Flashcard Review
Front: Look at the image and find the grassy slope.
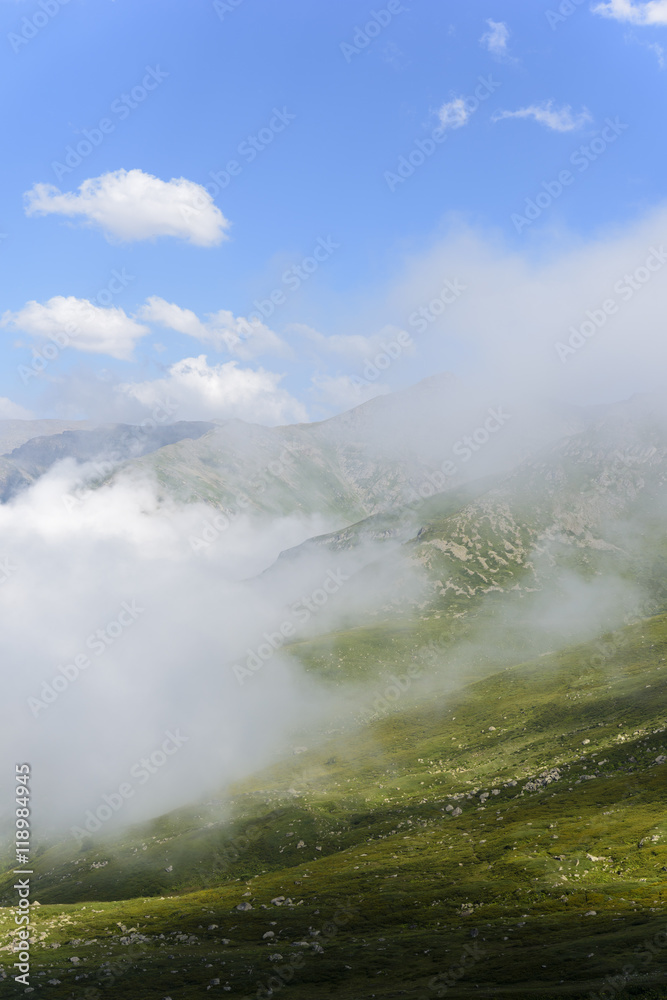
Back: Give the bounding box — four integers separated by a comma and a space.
2, 617, 667, 998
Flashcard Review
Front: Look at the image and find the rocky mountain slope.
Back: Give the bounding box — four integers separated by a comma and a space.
0, 421, 214, 501
109, 375, 584, 523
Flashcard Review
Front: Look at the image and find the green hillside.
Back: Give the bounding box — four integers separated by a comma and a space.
2, 614, 667, 998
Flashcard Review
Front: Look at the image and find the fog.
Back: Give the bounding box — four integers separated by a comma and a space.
3, 206, 667, 845
0, 460, 373, 838
338, 202, 667, 412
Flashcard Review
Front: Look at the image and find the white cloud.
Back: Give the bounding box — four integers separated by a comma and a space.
139, 297, 289, 359
592, 0, 667, 24
373, 204, 667, 407
647, 40, 666, 65
24, 169, 229, 246
491, 101, 592, 132
0, 397, 34, 419
117, 355, 307, 425
438, 97, 472, 130
480, 19, 510, 55
1, 296, 148, 360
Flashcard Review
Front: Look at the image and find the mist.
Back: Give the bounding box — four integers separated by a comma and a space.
3, 374, 667, 843
3, 204, 667, 844
0, 458, 411, 840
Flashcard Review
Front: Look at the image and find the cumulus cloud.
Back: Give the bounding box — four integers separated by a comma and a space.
592, 0, 667, 23
438, 97, 472, 130
480, 19, 510, 55
491, 101, 592, 132
0, 397, 34, 419
1, 296, 149, 360
139, 296, 289, 359
24, 169, 230, 246
117, 355, 308, 424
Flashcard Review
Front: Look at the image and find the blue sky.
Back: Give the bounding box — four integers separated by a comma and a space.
1, 0, 667, 424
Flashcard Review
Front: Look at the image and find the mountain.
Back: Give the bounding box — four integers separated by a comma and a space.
243, 392, 667, 683
2, 380, 667, 999
0, 421, 215, 501
1, 613, 666, 999
110, 375, 585, 524
0, 419, 98, 456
